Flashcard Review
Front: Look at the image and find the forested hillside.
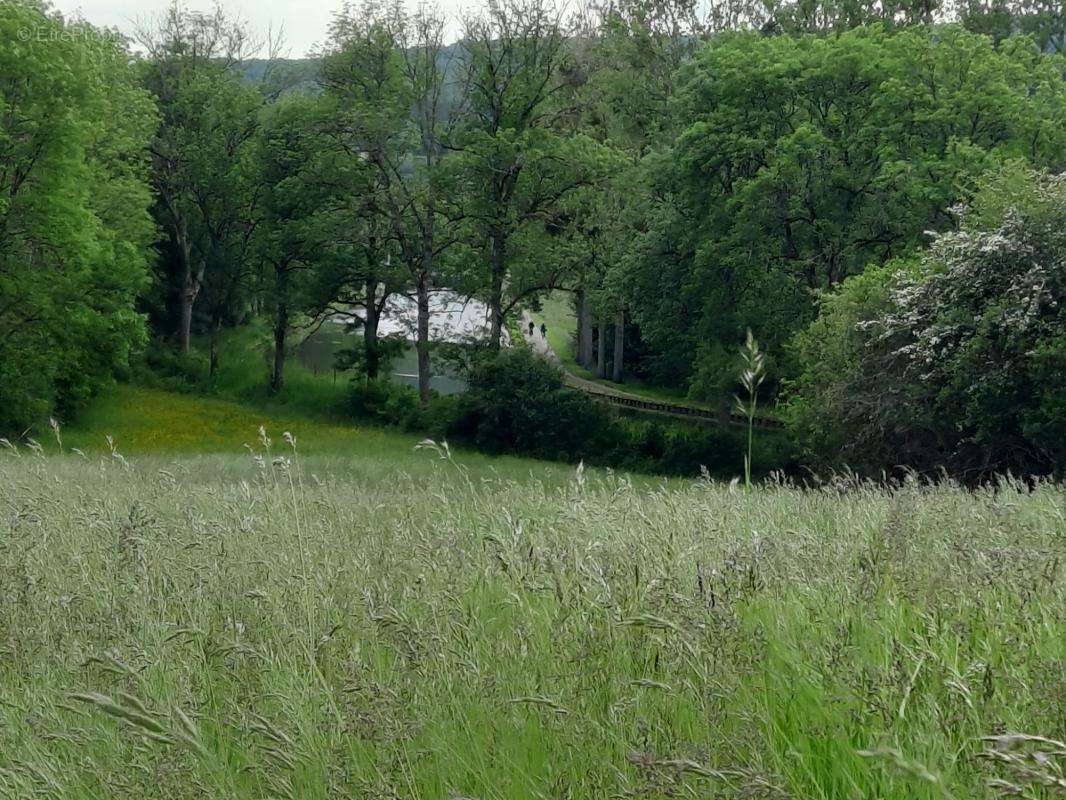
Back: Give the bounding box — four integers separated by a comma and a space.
1, 0, 1062, 478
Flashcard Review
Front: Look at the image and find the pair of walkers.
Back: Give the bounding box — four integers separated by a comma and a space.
527, 320, 546, 339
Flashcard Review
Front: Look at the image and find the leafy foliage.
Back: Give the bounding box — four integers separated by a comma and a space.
452, 348, 616, 459
622, 25, 1064, 392
0, 4, 156, 433
788, 166, 1066, 477
444, 348, 795, 476
3, 0, 1063, 480
138, 5, 264, 355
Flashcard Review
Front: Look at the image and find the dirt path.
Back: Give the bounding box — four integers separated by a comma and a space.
517, 311, 784, 429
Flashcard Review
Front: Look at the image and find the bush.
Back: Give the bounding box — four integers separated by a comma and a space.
786, 166, 1066, 478
451, 348, 618, 461
136, 339, 212, 392
614, 415, 797, 477
783, 264, 913, 473
420, 394, 462, 440
347, 380, 421, 428
444, 347, 798, 478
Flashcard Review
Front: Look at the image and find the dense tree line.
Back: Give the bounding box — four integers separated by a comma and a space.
1, 0, 1062, 476
626, 25, 1062, 390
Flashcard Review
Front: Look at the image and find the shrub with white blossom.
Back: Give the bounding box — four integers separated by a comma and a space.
788, 166, 1065, 478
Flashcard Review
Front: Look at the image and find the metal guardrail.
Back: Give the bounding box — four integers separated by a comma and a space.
565, 376, 785, 430
520, 318, 785, 431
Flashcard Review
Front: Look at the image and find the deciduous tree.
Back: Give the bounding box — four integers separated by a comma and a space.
322, 1, 462, 405
0, 4, 156, 432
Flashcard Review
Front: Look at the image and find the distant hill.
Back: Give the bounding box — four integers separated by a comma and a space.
238, 47, 468, 112
238, 43, 468, 94
238, 58, 323, 94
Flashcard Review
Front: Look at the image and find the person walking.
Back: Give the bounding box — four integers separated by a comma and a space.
540, 322, 547, 339
528, 320, 535, 338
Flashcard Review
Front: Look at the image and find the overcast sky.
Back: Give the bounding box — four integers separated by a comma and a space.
51, 0, 474, 58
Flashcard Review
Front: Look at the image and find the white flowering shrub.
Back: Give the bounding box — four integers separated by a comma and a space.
788, 166, 1065, 478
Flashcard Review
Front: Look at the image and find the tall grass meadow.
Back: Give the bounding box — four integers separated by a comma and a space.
0, 415, 1062, 799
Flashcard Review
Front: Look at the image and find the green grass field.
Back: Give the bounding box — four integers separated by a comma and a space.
1, 393, 1063, 799
58, 386, 591, 487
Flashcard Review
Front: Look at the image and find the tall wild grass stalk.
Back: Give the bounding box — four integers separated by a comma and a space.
734, 328, 766, 490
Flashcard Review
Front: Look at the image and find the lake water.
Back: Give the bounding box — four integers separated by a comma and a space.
297, 292, 490, 396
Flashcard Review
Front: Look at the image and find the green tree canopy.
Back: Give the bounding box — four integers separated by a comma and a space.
787, 165, 1065, 477
0, 4, 156, 433
621, 24, 1063, 397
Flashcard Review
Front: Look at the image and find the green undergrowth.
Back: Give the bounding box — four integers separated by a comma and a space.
128, 325, 796, 479
140, 324, 353, 420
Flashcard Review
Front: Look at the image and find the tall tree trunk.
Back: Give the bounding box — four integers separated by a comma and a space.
175, 219, 201, 355
415, 273, 431, 407
209, 316, 221, 377
612, 307, 625, 383
413, 199, 436, 407
577, 289, 593, 367
270, 265, 288, 394
364, 279, 381, 381
596, 323, 607, 379
488, 229, 506, 348
271, 305, 287, 394
179, 286, 195, 354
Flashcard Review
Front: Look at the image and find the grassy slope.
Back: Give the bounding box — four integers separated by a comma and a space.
1, 430, 1063, 798
195, 322, 354, 418
61, 385, 590, 487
